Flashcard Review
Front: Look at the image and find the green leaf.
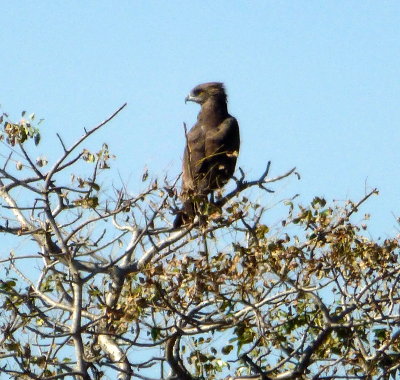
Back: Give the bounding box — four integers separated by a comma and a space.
374, 328, 387, 341
312, 196, 326, 209
34, 132, 41, 146
142, 168, 149, 182
88, 182, 100, 191
73, 197, 99, 209
221, 345, 233, 355
0, 280, 16, 290
151, 327, 160, 341
36, 156, 48, 167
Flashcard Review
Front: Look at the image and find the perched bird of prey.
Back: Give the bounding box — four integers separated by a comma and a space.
174, 82, 240, 227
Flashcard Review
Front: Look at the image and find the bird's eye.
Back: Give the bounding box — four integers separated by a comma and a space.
193, 89, 202, 96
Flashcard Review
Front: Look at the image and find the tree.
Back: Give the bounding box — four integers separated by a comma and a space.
0, 105, 399, 380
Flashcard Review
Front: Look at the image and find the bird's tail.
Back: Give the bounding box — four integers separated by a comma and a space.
173, 200, 195, 228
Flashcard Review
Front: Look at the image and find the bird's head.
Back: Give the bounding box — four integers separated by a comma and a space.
185, 82, 227, 105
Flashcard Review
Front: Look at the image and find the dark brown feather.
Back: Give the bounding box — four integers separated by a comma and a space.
174, 82, 240, 227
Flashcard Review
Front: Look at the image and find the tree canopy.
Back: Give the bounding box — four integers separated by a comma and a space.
0, 105, 399, 380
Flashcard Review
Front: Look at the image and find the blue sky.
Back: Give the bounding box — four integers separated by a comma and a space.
2, 1, 400, 237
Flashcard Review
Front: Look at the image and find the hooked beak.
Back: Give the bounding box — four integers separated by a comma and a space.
185, 94, 197, 104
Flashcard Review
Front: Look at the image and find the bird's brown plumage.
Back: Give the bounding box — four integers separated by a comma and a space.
174, 82, 240, 227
